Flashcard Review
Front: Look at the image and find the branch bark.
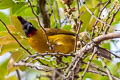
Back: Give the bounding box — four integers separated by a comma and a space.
38, 0, 50, 28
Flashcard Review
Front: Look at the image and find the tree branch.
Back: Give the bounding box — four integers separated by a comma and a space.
37, 0, 50, 28
0, 19, 32, 55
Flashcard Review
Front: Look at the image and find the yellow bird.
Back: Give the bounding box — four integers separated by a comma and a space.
17, 16, 111, 60
17, 16, 75, 54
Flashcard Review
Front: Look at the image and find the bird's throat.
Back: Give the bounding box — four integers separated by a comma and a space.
28, 30, 37, 37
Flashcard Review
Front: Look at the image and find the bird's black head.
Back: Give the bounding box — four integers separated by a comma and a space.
17, 16, 37, 37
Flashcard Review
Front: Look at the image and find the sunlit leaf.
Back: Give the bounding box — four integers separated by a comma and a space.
99, 76, 109, 80
107, 62, 119, 77
111, 11, 120, 25
10, 16, 25, 36
85, 0, 99, 8
79, 6, 95, 32
40, 77, 49, 80
0, 34, 21, 45
11, 6, 35, 17
0, 12, 10, 31
5, 75, 17, 80
8, 49, 28, 73
62, 56, 72, 64
7, 25, 17, 32
0, 42, 19, 55
79, 71, 100, 80
29, 19, 39, 29
0, 0, 15, 9
101, 42, 110, 50
0, 31, 9, 37
11, 2, 26, 14
0, 58, 9, 80
92, 58, 103, 69
0, 35, 28, 55
62, 25, 71, 31
87, 9, 99, 31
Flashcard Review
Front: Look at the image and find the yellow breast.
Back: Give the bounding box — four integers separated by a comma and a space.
28, 29, 75, 54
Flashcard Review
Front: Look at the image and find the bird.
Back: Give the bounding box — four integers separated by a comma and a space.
17, 16, 111, 60
17, 16, 75, 54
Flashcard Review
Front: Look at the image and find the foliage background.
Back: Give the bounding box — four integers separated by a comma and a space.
0, 0, 120, 80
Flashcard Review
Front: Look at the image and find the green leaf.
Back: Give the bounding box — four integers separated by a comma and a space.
51, 22, 60, 28
29, 19, 39, 29
0, 0, 15, 9
101, 43, 110, 50
40, 77, 49, 80
0, 42, 19, 55
99, 76, 109, 80
12, 6, 35, 17
116, 62, 120, 76
107, 62, 119, 77
8, 49, 28, 73
0, 58, 9, 80
62, 56, 72, 64
62, 25, 71, 31
79, 6, 95, 32
92, 58, 103, 69
0, 12, 10, 31
85, 0, 99, 8
40, 56, 55, 67
111, 11, 120, 25
79, 71, 100, 80
11, 2, 25, 14
0, 35, 28, 55
87, 9, 99, 31
10, 16, 25, 36
0, 31, 9, 37
5, 75, 17, 80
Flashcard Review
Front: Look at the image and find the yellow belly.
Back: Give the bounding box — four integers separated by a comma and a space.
28, 30, 75, 54
48, 34, 75, 53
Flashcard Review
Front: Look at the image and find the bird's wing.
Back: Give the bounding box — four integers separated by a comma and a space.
45, 28, 76, 36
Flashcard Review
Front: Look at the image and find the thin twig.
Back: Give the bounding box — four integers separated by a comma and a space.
74, 20, 82, 52
98, 5, 115, 36
30, 52, 75, 57
55, 0, 61, 27
82, 62, 106, 73
104, 7, 120, 34
105, 5, 115, 23
0, 19, 32, 55
16, 70, 21, 80
64, 32, 120, 78
80, 47, 97, 80
92, 0, 111, 37
48, 0, 57, 28
28, 0, 53, 51
88, 70, 120, 80
81, 0, 113, 29
101, 58, 113, 80
77, 0, 80, 14
111, 52, 120, 58
82, 62, 120, 80
14, 61, 65, 78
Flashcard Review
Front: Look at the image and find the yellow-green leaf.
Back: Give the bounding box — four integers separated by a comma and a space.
0, 0, 15, 9
5, 75, 17, 80
10, 16, 25, 36
0, 58, 9, 80
8, 50, 28, 73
